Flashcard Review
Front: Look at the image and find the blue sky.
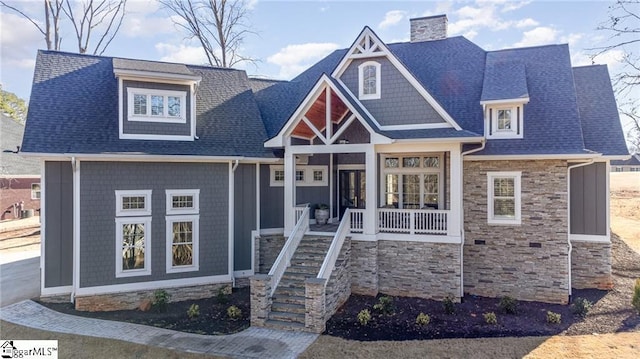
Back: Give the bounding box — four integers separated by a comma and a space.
0, 0, 625, 101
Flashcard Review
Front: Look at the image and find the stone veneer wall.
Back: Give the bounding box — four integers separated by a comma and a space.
75, 283, 231, 311
463, 160, 570, 304
377, 240, 461, 300
325, 238, 352, 320
350, 240, 379, 295
571, 240, 613, 289
258, 234, 286, 274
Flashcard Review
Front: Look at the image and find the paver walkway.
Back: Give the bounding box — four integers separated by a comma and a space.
1, 300, 318, 358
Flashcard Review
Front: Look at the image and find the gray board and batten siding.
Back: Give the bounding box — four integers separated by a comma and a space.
44, 161, 74, 288
234, 164, 257, 272
79, 162, 228, 288
570, 162, 607, 236
260, 164, 284, 229
121, 80, 192, 136
339, 57, 446, 126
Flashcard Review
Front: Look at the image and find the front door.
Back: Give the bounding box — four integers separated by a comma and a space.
339, 170, 366, 217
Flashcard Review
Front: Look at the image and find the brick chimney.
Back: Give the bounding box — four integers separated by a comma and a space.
410, 15, 448, 42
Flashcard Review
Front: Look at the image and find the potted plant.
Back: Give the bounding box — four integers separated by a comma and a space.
315, 204, 329, 225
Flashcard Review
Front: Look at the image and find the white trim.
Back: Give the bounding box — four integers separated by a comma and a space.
40, 160, 46, 296
115, 190, 152, 217
377, 233, 462, 244
486, 105, 523, 139
165, 215, 200, 273
570, 234, 610, 243
379, 123, 451, 131
270, 165, 328, 187
72, 159, 80, 299
126, 88, 187, 124
234, 270, 254, 278
41, 285, 73, 296
0, 174, 41, 179
480, 97, 530, 106
466, 154, 601, 161
487, 171, 522, 225
256, 163, 261, 236
115, 217, 152, 278
228, 161, 234, 282
30, 182, 41, 200
358, 61, 381, 100
114, 69, 202, 83
379, 153, 445, 210
119, 133, 194, 141
259, 227, 285, 235
605, 160, 611, 243
165, 189, 200, 215
336, 164, 366, 170
75, 274, 231, 296
118, 77, 124, 139
19, 153, 281, 163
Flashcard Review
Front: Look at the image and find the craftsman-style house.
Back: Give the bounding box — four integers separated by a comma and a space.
22, 16, 628, 332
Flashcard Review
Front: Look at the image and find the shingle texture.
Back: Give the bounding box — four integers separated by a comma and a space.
481, 57, 529, 102
1, 114, 40, 175
113, 58, 195, 76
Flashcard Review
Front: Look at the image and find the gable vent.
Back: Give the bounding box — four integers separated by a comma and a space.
410, 15, 448, 42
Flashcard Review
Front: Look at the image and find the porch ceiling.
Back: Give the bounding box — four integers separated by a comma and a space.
291, 88, 350, 139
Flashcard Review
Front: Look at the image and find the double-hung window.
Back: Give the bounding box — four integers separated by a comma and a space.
486, 105, 524, 139
487, 172, 522, 225
31, 183, 41, 199
127, 88, 187, 123
382, 155, 443, 209
165, 189, 200, 273
115, 190, 152, 277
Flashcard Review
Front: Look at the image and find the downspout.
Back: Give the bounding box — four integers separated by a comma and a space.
566, 158, 595, 297
459, 140, 486, 298
71, 156, 77, 303
230, 160, 239, 287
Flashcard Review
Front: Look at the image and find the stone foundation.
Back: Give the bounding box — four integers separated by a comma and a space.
350, 240, 379, 295
571, 240, 613, 289
258, 234, 286, 274
39, 293, 71, 304
250, 274, 272, 327
325, 237, 352, 320
74, 282, 231, 311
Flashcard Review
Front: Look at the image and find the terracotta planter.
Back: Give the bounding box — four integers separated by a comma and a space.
315, 208, 329, 225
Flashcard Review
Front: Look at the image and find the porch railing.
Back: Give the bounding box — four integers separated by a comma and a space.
268, 204, 310, 296
294, 203, 309, 224
378, 208, 448, 235
317, 208, 351, 281
349, 209, 364, 233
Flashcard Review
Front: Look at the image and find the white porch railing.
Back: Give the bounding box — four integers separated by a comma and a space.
378, 208, 448, 235
294, 203, 309, 224
318, 209, 351, 281
349, 209, 364, 233
268, 204, 310, 296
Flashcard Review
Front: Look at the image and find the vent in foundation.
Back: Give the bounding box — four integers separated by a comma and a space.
474, 240, 486, 245
529, 242, 542, 248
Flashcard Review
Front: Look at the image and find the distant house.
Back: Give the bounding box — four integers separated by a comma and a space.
23, 15, 629, 332
1, 114, 41, 220
611, 154, 640, 172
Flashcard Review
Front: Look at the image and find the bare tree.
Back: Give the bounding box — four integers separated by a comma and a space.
160, 0, 256, 68
62, 0, 127, 55
1, 0, 64, 50
591, 0, 640, 154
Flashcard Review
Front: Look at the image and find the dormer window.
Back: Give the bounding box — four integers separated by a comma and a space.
358, 61, 381, 100
128, 88, 187, 124
485, 104, 524, 139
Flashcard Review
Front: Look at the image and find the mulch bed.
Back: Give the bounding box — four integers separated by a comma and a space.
39, 287, 250, 335
325, 234, 640, 341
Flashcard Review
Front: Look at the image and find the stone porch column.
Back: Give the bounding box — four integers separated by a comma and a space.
250, 274, 272, 327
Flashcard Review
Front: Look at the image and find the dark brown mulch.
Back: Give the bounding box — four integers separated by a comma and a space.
325, 234, 640, 341
39, 287, 250, 335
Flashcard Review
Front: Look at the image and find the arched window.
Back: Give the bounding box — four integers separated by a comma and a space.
358, 61, 381, 100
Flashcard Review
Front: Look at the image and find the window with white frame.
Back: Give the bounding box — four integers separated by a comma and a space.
270, 165, 328, 187
115, 190, 152, 278
381, 154, 443, 209
165, 189, 200, 273
127, 88, 187, 123
358, 61, 381, 100
486, 105, 523, 139
487, 172, 522, 225
31, 183, 41, 199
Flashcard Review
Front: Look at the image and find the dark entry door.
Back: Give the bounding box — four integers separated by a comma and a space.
339, 170, 366, 217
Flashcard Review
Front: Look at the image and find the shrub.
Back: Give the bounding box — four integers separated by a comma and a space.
373, 296, 395, 315
227, 305, 242, 320
498, 296, 518, 314
187, 304, 200, 319
152, 289, 171, 313
357, 309, 371, 326
415, 313, 430, 326
571, 297, 593, 318
217, 288, 230, 305
443, 296, 455, 315
483, 312, 497, 325
632, 278, 640, 315
546, 311, 561, 324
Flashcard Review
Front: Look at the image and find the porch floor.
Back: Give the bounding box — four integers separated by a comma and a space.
309, 222, 339, 233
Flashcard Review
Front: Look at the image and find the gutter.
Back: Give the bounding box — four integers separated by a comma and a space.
18, 152, 281, 163
71, 156, 78, 303
230, 160, 240, 287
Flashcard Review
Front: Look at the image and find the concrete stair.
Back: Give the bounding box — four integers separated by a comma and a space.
265, 235, 333, 330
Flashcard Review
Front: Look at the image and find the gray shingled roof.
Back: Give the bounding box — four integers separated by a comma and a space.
481, 57, 528, 102
113, 58, 195, 76
1, 114, 40, 176
611, 154, 640, 166
22, 51, 273, 158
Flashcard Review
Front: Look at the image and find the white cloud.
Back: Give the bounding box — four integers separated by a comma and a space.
246, 0, 259, 11
464, 30, 479, 40
514, 26, 558, 47
267, 42, 339, 79
560, 33, 583, 47
447, 0, 539, 37
379, 10, 406, 29
501, 0, 532, 12
155, 42, 210, 65
0, 12, 41, 71
120, 0, 176, 37
515, 18, 539, 28
571, 49, 625, 69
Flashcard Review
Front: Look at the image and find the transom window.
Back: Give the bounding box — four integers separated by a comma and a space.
358, 61, 381, 100
487, 105, 523, 139
270, 165, 328, 187
115, 189, 152, 278
166, 189, 200, 273
166, 189, 200, 215
127, 88, 187, 124
487, 172, 522, 225
382, 154, 443, 209
116, 190, 152, 217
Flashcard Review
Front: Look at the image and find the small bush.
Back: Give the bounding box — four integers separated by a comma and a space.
632, 278, 640, 315
483, 312, 497, 325
152, 289, 171, 313
373, 296, 395, 315
217, 288, 230, 304
443, 296, 455, 315
187, 304, 200, 319
546, 311, 561, 324
498, 296, 518, 314
415, 312, 430, 326
357, 309, 371, 326
571, 297, 593, 318
227, 305, 242, 320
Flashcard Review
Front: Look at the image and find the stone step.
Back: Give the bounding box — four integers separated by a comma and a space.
273, 285, 305, 297
264, 319, 306, 331
278, 278, 306, 288
281, 272, 311, 281
286, 265, 321, 274
272, 294, 305, 305
292, 252, 326, 260
269, 310, 305, 324
271, 301, 305, 314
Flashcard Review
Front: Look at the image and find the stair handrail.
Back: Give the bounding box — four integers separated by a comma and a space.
268, 204, 310, 296
317, 208, 351, 282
